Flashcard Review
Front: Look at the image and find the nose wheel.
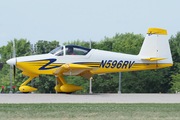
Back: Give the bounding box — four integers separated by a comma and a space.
19, 76, 37, 93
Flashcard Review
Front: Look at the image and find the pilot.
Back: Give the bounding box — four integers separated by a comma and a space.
67, 47, 75, 55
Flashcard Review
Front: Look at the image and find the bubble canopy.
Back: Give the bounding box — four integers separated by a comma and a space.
49, 45, 91, 56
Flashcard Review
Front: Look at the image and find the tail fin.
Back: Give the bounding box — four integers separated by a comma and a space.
138, 28, 173, 68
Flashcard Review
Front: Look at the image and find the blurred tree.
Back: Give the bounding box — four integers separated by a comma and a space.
169, 32, 180, 92
34, 40, 60, 54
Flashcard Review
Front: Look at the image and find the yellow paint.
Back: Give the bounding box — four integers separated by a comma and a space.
55, 84, 63, 92
60, 84, 83, 92
144, 58, 167, 61
17, 60, 62, 75
56, 75, 66, 85
155, 63, 173, 69
19, 86, 37, 92
22, 71, 39, 77
55, 76, 63, 86
147, 28, 167, 35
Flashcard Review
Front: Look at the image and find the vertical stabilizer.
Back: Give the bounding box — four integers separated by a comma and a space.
138, 28, 173, 66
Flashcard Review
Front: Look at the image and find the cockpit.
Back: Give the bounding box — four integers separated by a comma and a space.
49, 45, 91, 56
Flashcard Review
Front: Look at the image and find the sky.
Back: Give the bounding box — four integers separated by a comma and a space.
0, 0, 180, 47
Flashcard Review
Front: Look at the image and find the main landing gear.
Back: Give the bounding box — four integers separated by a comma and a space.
54, 74, 83, 93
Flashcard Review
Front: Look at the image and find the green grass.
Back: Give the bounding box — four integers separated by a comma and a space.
0, 103, 180, 120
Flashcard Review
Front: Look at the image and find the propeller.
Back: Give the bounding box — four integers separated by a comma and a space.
13, 40, 16, 80
13, 65, 16, 80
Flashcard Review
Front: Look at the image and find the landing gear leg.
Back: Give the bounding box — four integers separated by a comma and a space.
54, 75, 66, 92
19, 76, 37, 93
21, 76, 34, 86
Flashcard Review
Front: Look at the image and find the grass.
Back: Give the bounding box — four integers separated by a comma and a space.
0, 103, 180, 120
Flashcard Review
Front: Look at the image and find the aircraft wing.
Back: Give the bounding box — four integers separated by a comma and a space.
53, 63, 98, 79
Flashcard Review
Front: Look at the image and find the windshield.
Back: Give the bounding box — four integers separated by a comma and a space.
49, 46, 64, 56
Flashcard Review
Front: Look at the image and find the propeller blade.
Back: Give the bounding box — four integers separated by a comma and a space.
13, 65, 16, 80
13, 40, 16, 58
13, 40, 16, 80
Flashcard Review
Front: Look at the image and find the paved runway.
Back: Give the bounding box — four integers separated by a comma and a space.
0, 93, 180, 103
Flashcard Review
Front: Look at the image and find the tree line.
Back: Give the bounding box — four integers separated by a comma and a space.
0, 31, 180, 93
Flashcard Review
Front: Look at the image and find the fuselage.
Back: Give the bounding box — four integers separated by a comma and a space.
12, 48, 172, 76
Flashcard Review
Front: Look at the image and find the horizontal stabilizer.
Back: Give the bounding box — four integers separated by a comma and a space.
141, 58, 167, 61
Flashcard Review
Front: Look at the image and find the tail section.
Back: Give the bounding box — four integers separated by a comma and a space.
138, 28, 173, 68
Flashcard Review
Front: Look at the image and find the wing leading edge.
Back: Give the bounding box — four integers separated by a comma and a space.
52, 63, 98, 79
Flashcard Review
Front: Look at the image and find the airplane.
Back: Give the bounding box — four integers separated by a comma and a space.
6, 28, 173, 93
